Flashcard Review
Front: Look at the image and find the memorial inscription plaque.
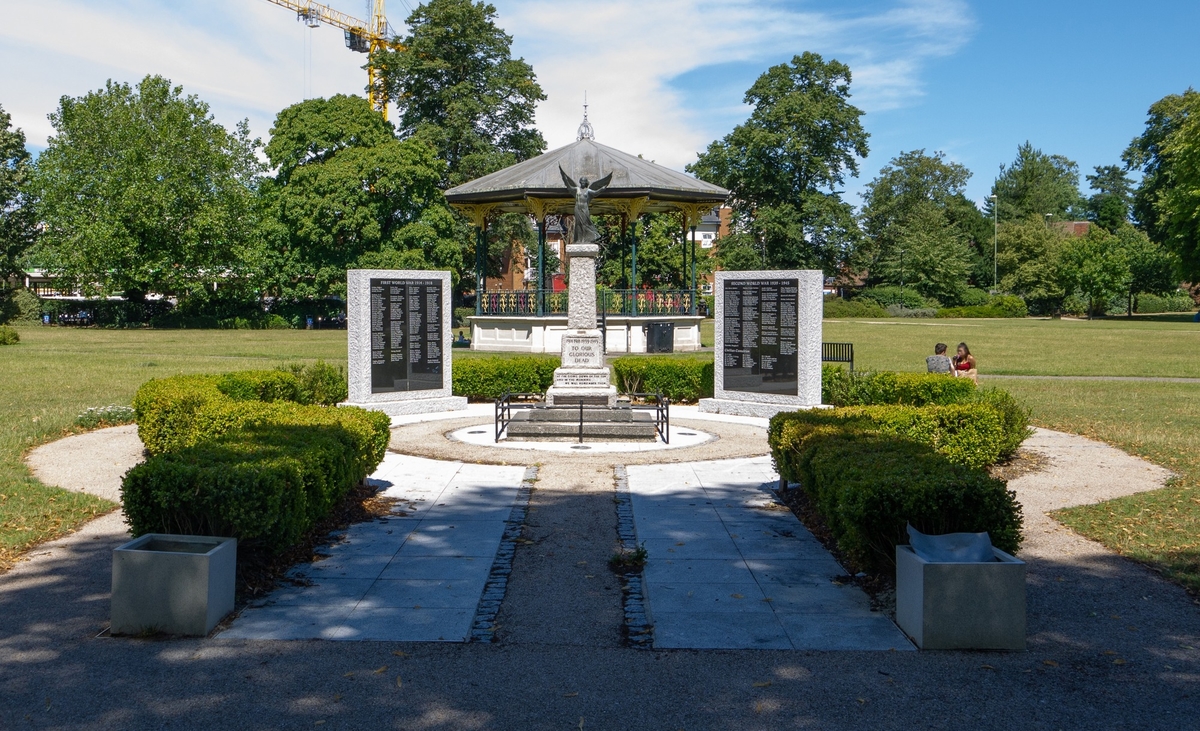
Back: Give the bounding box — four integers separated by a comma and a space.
369, 278, 444, 393
721, 278, 799, 395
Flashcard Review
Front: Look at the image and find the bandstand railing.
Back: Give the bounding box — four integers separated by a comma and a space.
477, 289, 695, 317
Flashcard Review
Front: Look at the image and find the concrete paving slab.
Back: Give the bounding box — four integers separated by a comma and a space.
628, 457, 911, 651
221, 455, 524, 641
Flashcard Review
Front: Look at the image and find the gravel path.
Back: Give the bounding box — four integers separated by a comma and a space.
3, 420, 1199, 729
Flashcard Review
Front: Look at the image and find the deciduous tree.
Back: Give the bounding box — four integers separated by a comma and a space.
0, 103, 35, 280
688, 52, 868, 275
29, 76, 262, 299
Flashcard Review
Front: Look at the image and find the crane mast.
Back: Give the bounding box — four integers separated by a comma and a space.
262, 0, 402, 119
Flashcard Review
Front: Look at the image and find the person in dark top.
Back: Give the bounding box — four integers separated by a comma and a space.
953, 342, 978, 383
926, 343, 952, 374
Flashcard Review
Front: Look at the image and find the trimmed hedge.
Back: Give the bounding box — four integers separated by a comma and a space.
611, 356, 714, 402
452, 356, 559, 400
122, 403, 390, 554
823, 298, 887, 318
770, 403, 1006, 472
794, 431, 1022, 568
822, 368, 978, 407
0, 325, 18, 345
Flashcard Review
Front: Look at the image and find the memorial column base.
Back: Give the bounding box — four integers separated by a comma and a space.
698, 397, 828, 419
343, 395, 468, 418
546, 327, 618, 407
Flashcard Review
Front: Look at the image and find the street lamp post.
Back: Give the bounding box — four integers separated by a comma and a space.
990, 194, 998, 292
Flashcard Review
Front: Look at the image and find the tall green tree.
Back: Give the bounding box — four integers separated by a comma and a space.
988, 142, 1084, 223
859, 149, 987, 300
29, 76, 262, 299
1085, 164, 1134, 233
1123, 88, 1200, 246
261, 95, 455, 299
1057, 227, 1129, 319
0, 103, 36, 280
1125, 89, 1200, 281
1113, 225, 1177, 315
995, 215, 1071, 313
688, 52, 869, 275
375, 0, 546, 186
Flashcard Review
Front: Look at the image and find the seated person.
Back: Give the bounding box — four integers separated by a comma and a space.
952, 342, 978, 384
926, 343, 952, 374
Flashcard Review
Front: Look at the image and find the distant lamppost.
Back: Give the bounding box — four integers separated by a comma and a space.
990, 194, 998, 292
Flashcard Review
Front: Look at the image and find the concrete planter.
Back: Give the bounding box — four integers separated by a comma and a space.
895, 544, 1026, 650
111, 534, 236, 637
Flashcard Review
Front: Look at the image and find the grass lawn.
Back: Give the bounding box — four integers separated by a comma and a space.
823, 314, 1200, 377
3, 316, 1200, 595
0, 326, 348, 570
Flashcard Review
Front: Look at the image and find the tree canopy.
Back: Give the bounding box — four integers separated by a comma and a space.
989, 142, 1084, 223
28, 76, 263, 299
688, 52, 868, 275
0, 103, 35, 280
261, 95, 456, 299
1125, 88, 1200, 281
375, 0, 546, 186
1085, 164, 1134, 233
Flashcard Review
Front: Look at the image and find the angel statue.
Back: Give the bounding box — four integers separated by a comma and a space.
559, 165, 612, 245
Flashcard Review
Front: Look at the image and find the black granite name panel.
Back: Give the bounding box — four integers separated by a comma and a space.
722, 278, 799, 396
370, 278, 443, 394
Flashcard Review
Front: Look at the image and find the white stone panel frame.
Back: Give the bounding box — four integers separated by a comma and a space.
347, 269, 455, 405
712, 269, 823, 407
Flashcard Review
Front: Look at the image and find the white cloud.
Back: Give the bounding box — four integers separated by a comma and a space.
0, 0, 975, 173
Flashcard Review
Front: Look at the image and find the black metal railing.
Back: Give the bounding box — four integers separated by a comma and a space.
628, 392, 670, 444
478, 289, 695, 317
822, 342, 854, 371
494, 392, 544, 442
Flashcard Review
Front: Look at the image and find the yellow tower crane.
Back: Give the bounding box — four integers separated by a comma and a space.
263, 0, 403, 119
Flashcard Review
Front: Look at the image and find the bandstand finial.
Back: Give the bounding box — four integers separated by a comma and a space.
577, 91, 595, 141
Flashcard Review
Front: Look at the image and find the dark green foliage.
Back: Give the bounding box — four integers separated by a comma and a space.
452, 356, 559, 400
36, 298, 173, 327
855, 286, 930, 309
823, 298, 886, 318
1135, 292, 1195, 313
770, 403, 1006, 473
991, 295, 1029, 317
278, 360, 349, 406
216, 370, 305, 403
0, 325, 18, 345
959, 288, 991, 307
936, 301, 1027, 318
0, 104, 37, 280
122, 404, 390, 555
0, 288, 41, 323
453, 307, 475, 326
788, 430, 1022, 569
822, 368, 977, 407
971, 388, 1033, 459
611, 357, 714, 402
989, 142, 1084, 222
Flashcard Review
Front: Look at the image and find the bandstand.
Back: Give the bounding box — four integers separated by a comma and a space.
443, 123, 729, 354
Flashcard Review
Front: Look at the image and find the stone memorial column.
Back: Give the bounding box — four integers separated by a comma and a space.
545, 243, 618, 407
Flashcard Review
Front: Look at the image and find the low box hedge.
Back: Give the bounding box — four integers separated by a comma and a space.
770, 403, 1006, 473
795, 430, 1022, 569
122, 403, 390, 555
452, 356, 559, 400
822, 368, 978, 407
611, 356, 714, 402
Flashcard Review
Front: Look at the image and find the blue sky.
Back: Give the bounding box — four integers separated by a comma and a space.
1, 0, 1197, 208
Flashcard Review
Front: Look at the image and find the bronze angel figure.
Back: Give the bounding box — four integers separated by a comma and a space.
559, 165, 612, 245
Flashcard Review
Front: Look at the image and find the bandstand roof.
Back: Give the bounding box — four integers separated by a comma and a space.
443, 138, 729, 220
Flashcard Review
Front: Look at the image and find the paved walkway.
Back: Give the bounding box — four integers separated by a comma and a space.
627, 457, 911, 650
222, 454, 527, 641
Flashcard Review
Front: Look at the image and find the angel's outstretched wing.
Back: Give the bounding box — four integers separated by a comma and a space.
559, 165, 577, 191
589, 172, 613, 191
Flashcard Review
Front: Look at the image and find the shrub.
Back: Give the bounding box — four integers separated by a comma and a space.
122, 404, 390, 555
822, 368, 977, 408
856, 286, 930, 310
0, 325, 18, 345
611, 356, 714, 402
216, 370, 305, 403
452, 356, 559, 400
824, 298, 887, 318
795, 431, 1022, 569
0, 288, 41, 323
279, 360, 349, 406
1136, 292, 1195, 314
885, 305, 936, 318
453, 307, 475, 327
972, 387, 1032, 460
75, 405, 136, 429
770, 403, 1006, 473
991, 295, 1028, 317
936, 305, 1006, 318
959, 288, 992, 307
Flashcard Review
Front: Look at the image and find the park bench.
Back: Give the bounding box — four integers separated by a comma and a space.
821, 341, 854, 371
